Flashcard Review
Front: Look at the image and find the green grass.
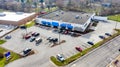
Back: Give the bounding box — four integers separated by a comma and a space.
50, 29, 120, 66
35, 7, 58, 13
0, 47, 21, 67
108, 14, 120, 22
0, 40, 6, 45
0, 9, 4, 12
50, 56, 65, 66
44, 7, 58, 13
25, 20, 35, 28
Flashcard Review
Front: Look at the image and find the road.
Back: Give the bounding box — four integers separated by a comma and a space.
67, 35, 120, 67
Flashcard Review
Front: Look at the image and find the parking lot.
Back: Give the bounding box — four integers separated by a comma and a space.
0, 24, 16, 37
2, 20, 120, 67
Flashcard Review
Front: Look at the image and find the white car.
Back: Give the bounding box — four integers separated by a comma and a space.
22, 48, 32, 56
56, 54, 65, 62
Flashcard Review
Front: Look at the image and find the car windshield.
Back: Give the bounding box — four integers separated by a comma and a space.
59, 56, 62, 58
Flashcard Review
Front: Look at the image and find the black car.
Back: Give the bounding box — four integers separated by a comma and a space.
48, 38, 58, 43
52, 38, 58, 43
99, 35, 105, 39
47, 37, 52, 40
118, 49, 120, 51
34, 33, 40, 37
87, 41, 94, 45
58, 30, 63, 33
49, 38, 54, 42
105, 33, 112, 36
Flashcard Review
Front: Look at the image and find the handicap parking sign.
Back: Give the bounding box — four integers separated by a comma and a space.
5, 52, 11, 60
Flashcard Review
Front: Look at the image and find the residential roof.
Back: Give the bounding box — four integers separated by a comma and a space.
0, 12, 35, 22
41, 10, 93, 25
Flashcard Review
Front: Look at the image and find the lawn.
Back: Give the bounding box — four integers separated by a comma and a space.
108, 14, 120, 22
25, 20, 35, 28
0, 47, 21, 67
35, 7, 58, 13
44, 7, 58, 12
0, 40, 6, 45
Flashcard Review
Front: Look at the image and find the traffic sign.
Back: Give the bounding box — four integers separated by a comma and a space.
4, 52, 11, 60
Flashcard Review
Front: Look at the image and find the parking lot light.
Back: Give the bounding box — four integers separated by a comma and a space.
115, 15, 118, 29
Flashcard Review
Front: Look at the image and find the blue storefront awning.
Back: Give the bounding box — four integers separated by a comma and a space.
46, 22, 51, 26
41, 21, 47, 25
60, 23, 67, 28
52, 22, 59, 27
67, 24, 73, 29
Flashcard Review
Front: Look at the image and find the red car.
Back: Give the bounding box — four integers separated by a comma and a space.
40, 11, 47, 14
75, 47, 82, 52
24, 35, 31, 39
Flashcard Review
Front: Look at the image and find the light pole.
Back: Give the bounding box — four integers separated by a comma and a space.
115, 15, 118, 29
59, 20, 63, 55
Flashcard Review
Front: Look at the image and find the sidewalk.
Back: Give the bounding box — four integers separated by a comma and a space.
107, 55, 120, 67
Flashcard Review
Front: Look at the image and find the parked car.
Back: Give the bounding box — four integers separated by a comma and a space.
64, 31, 69, 35
5, 35, 11, 39
61, 30, 66, 34
25, 35, 31, 39
36, 37, 42, 44
40, 11, 47, 14
47, 37, 58, 43
58, 30, 63, 33
22, 48, 32, 56
105, 33, 112, 36
52, 38, 58, 43
56, 54, 65, 62
47, 37, 52, 40
0, 30, 3, 32
36, 37, 41, 42
75, 46, 82, 52
36, 39, 42, 44
118, 49, 120, 52
49, 38, 54, 42
20, 26, 27, 29
34, 33, 40, 37
99, 35, 105, 39
87, 41, 94, 45
31, 32, 36, 36
30, 37, 35, 42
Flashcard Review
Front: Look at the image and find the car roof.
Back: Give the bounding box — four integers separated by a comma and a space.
24, 48, 31, 51
36, 37, 41, 41
57, 54, 62, 57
